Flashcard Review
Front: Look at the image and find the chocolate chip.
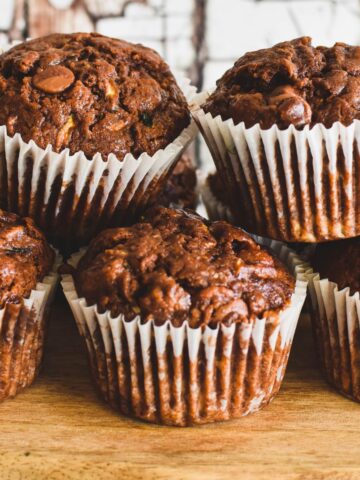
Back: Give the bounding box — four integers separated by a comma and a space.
33, 65, 75, 94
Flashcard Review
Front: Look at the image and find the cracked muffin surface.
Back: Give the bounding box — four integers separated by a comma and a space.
203, 36, 360, 129
0, 33, 190, 160
75, 206, 295, 327
0, 210, 55, 307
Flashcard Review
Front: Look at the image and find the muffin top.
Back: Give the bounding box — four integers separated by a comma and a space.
203, 36, 360, 129
153, 153, 197, 210
0, 210, 55, 308
75, 207, 295, 328
0, 33, 190, 160
313, 237, 360, 294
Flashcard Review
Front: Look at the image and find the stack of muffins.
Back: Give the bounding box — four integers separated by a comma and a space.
195, 36, 360, 405
0, 32, 198, 409
10, 31, 360, 427
0, 33, 197, 251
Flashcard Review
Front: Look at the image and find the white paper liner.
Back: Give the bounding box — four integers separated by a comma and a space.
199, 174, 314, 261
306, 267, 360, 401
0, 66, 197, 251
61, 240, 307, 426
0, 253, 60, 400
192, 91, 360, 243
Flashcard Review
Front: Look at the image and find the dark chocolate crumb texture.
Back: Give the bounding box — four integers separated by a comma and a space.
75, 207, 295, 328
203, 36, 360, 129
0, 33, 190, 160
313, 237, 360, 294
0, 210, 54, 307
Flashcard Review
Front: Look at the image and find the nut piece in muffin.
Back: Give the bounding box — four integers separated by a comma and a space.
0, 33, 190, 160
75, 206, 294, 327
313, 237, 360, 294
150, 153, 198, 210
203, 36, 360, 129
0, 210, 55, 307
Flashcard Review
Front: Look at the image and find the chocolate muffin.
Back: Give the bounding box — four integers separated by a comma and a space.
0, 33, 190, 160
308, 237, 360, 402
0, 33, 196, 250
76, 207, 294, 326
203, 36, 360, 129
0, 209, 56, 401
0, 210, 54, 305
63, 207, 308, 425
151, 153, 198, 209
313, 237, 360, 294
194, 37, 360, 243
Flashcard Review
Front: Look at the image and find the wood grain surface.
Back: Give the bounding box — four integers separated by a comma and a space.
0, 292, 359, 480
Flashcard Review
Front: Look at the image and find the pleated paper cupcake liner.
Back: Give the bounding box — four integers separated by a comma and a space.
198, 171, 236, 223
307, 269, 360, 401
199, 175, 314, 261
61, 241, 307, 426
0, 70, 197, 252
192, 91, 360, 243
0, 255, 59, 401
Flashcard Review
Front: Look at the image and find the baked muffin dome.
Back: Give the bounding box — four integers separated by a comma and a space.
75, 206, 295, 327
203, 36, 360, 129
0, 33, 190, 160
0, 210, 55, 307
313, 237, 360, 294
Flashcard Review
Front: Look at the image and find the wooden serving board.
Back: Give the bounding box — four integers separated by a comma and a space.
0, 292, 359, 480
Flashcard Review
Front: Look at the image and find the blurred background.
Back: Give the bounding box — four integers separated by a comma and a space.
1, 0, 359, 168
